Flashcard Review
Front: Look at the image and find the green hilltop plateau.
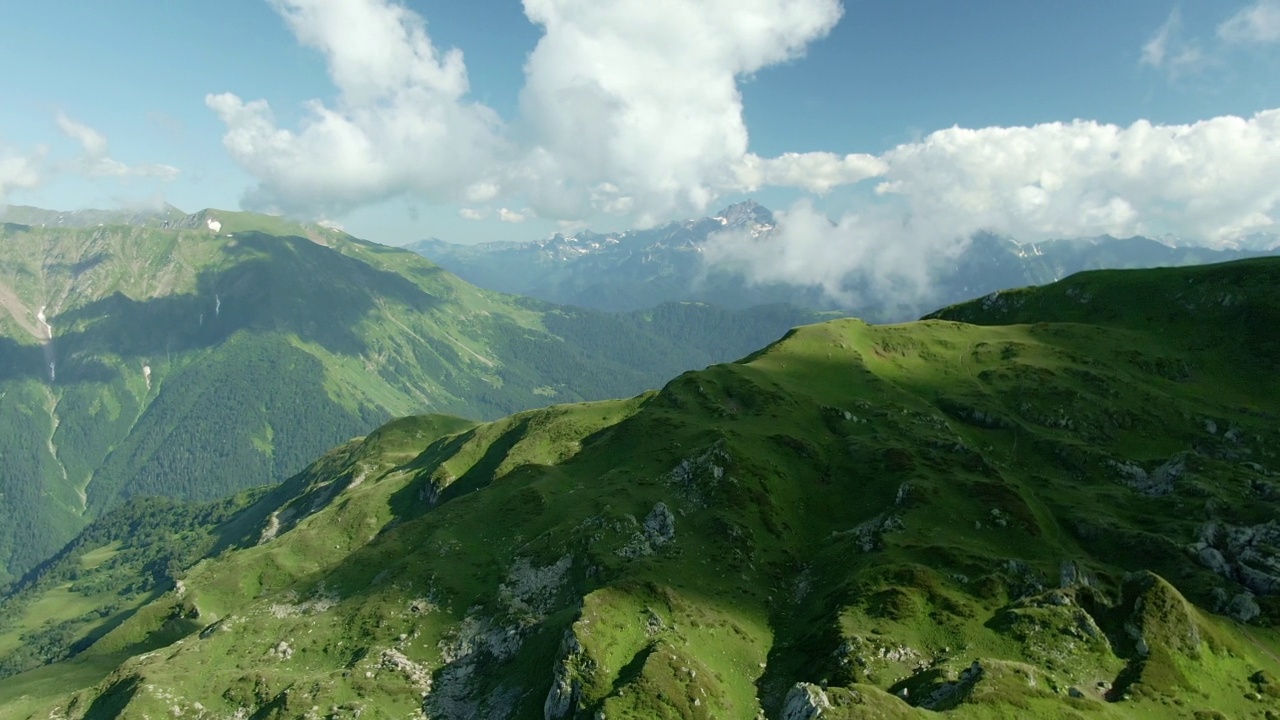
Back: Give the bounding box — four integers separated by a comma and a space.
1, 259, 1278, 718
0, 210, 821, 584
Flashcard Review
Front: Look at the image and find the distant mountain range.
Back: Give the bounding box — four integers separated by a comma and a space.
0, 206, 820, 583
410, 201, 1280, 319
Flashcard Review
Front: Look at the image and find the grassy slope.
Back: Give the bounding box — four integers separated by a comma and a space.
0, 214, 819, 583
2, 260, 1277, 718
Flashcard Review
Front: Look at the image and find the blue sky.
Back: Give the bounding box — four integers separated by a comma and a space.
2, 0, 1279, 256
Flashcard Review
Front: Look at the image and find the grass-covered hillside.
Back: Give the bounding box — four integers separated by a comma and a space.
0, 211, 820, 583
1, 259, 1276, 718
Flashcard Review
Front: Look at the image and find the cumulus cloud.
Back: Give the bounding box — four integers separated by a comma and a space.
705, 110, 1280, 307
56, 113, 180, 180
1141, 9, 1205, 73
210, 0, 851, 223
207, 0, 505, 215
514, 0, 843, 223
875, 111, 1280, 242
1218, 0, 1280, 44
458, 208, 486, 221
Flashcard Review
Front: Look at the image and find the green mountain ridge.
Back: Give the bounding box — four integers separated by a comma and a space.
2, 259, 1277, 718
0, 210, 823, 583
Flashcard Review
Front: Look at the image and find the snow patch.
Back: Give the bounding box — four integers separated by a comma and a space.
36, 306, 52, 339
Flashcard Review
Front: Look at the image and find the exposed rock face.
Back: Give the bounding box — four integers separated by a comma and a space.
544, 631, 583, 720
780, 683, 832, 720
644, 502, 676, 547
619, 503, 676, 557
1059, 561, 1083, 588
841, 513, 905, 553
1194, 521, 1280, 597
666, 443, 731, 506
1109, 453, 1187, 496
379, 649, 431, 693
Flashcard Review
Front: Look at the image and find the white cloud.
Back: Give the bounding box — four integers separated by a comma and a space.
458, 208, 487, 221
705, 110, 1280, 307
207, 0, 504, 215
1141, 9, 1205, 73
210, 0, 851, 224
704, 200, 950, 313
1219, 0, 1280, 44
735, 152, 887, 194
497, 207, 532, 223
514, 0, 844, 223
56, 113, 180, 180
55, 114, 109, 158
874, 111, 1280, 243
0, 148, 45, 204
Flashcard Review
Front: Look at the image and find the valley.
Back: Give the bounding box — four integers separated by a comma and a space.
0, 210, 821, 584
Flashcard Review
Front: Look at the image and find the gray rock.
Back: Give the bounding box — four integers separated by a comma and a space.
894, 483, 912, 506
1197, 546, 1232, 577
1196, 520, 1280, 595
1227, 593, 1261, 623
1239, 564, 1280, 595
618, 503, 677, 558
544, 631, 583, 720
780, 683, 832, 720
1109, 453, 1187, 496
643, 502, 676, 547
1059, 561, 1082, 588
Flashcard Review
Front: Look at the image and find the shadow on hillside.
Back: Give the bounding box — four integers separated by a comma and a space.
81, 673, 142, 718
0, 233, 449, 384
47, 251, 110, 278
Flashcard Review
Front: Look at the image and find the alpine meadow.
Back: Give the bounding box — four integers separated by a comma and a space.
2, 0, 1280, 718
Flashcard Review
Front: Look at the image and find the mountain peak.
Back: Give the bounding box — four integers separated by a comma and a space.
713, 200, 774, 228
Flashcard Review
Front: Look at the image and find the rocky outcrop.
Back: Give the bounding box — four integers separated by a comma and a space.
619, 503, 676, 557
379, 649, 431, 694
1193, 521, 1280, 597
1109, 453, 1188, 496
544, 631, 584, 720
837, 513, 905, 553
1227, 593, 1261, 623
666, 443, 731, 506
644, 502, 676, 546
780, 683, 833, 720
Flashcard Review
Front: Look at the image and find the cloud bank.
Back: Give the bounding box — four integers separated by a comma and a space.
705, 110, 1280, 305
